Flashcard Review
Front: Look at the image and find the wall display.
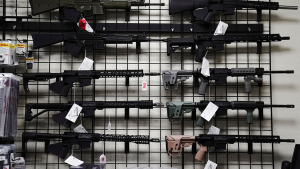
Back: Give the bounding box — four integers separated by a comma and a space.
0, 0, 298, 168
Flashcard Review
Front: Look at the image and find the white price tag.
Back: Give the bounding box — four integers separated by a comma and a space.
100, 154, 106, 164
108, 121, 111, 132
0, 155, 5, 161
78, 57, 94, 70
10, 153, 14, 161
73, 124, 88, 133
142, 81, 147, 90
65, 104, 83, 123
214, 21, 228, 35
201, 102, 219, 122
64, 155, 84, 166
207, 126, 220, 135
204, 160, 218, 169
201, 57, 210, 77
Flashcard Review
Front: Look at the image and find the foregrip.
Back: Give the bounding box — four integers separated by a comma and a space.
244, 77, 252, 93
246, 110, 253, 124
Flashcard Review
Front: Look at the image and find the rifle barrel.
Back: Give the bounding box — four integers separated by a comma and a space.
264, 104, 295, 108
279, 5, 298, 10
132, 3, 165, 6
144, 73, 161, 76
280, 139, 295, 142
281, 36, 290, 40
264, 70, 294, 74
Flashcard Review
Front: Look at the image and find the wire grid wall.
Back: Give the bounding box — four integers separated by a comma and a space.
0, 0, 280, 168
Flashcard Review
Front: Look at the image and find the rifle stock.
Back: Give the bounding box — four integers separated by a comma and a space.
32, 34, 64, 49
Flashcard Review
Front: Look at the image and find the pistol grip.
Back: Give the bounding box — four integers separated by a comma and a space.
195, 144, 207, 162
196, 117, 205, 128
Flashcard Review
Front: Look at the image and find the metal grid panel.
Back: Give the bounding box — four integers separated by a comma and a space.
0, 0, 277, 168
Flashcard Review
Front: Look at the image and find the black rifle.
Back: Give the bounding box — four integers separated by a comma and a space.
32, 29, 163, 57
166, 134, 294, 162
169, 0, 297, 23
23, 70, 161, 96
25, 101, 163, 127
165, 34, 290, 62
166, 101, 294, 127
281, 144, 300, 169
29, 0, 165, 22
162, 68, 294, 95
22, 132, 160, 159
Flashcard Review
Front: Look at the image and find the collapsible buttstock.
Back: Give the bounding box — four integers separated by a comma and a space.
32, 34, 64, 49
30, 0, 60, 15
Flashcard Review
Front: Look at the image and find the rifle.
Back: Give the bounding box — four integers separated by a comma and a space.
31, 28, 163, 57
25, 100, 163, 127
23, 69, 161, 96
22, 132, 160, 159
29, 0, 165, 22
166, 101, 294, 127
165, 34, 290, 62
166, 135, 294, 162
162, 68, 294, 95
169, 0, 298, 23
281, 144, 300, 169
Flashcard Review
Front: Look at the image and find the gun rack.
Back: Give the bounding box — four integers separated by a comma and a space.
1, 0, 277, 168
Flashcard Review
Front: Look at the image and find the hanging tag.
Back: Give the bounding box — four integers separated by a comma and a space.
0, 155, 5, 161
66, 104, 83, 123
142, 81, 147, 91
207, 126, 220, 135
204, 160, 218, 169
77, 18, 94, 33
201, 102, 219, 122
214, 21, 228, 35
25, 57, 34, 69
100, 154, 106, 168
108, 122, 111, 132
10, 153, 14, 161
73, 124, 88, 133
108, 114, 111, 132
65, 155, 84, 166
100, 154, 106, 164
78, 57, 94, 70
201, 57, 210, 77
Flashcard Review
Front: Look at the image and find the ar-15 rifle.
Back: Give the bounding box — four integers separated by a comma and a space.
22, 132, 160, 159
29, 0, 165, 22
165, 34, 290, 62
162, 68, 294, 95
166, 135, 294, 162
169, 0, 297, 23
166, 101, 294, 127
23, 69, 161, 96
32, 28, 163, 58
25, 100, 163, 127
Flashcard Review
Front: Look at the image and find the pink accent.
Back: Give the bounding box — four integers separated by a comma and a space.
101, 157, 104, 162
142, 82, 147, 89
